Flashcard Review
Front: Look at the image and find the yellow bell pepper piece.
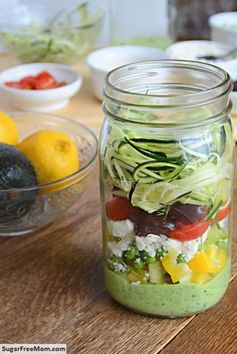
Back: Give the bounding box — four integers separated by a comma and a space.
208, 248, 227, 274
205, 244, 219, 261
191, 272, 212, 284
148, 261, 165, 284
218, 249, 227, 267
188, 252, 210, 273
127, 271, 139, 283
188, 244, 227, 277
128, 269, 148, 283
162, 250, 192, 283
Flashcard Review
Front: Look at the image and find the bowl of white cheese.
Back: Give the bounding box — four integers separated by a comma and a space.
166, 40, 237, 114
166, 40, 233, 62
209, 12, 237, 46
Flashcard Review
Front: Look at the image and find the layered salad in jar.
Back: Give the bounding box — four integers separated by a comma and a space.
100, 114, 233, 317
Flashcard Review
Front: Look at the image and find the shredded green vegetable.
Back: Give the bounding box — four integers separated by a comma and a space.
0, 3, 103, 63
103, 115, 233, 214
113, 36, 171, 50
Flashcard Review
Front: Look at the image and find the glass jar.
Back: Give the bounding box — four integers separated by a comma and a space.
99, 60, 233, 318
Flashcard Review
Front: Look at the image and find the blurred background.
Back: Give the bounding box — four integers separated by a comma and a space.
176, 0, 237, 39
1, 0, 237, 107
2, 0, 237, 45
99, 0, 237, 44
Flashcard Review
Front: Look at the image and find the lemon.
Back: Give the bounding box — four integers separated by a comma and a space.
18, 130, 80, 185
0, 111, 19, 145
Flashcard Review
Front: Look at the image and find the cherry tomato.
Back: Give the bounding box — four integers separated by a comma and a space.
19, 76, 36, 89
4, 71, 66, 90
209, 203, 231, 225
216, 203, 231, 221
106, 197, 138, 221
34, 71, 57, 89
170, 220, 209, 241
56, 81, 67, 87
5, 81, 22, 89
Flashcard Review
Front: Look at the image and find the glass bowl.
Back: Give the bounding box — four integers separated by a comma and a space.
0, 0, 104, 64
0, 112, 98, 236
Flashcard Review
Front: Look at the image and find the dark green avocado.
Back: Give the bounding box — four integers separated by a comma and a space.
0, 143, 38, 221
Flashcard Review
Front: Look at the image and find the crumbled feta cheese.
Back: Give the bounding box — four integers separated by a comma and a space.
144, 271, 150, 279
108, 258, 127, 272
135, 234, 160, 258
135, 229, 209, 261
114, 262, 127, 272
107, 219, 135, 237
131, 281, 141, 286
142, 271, 150, 282
106, 218, 210, 261
107, 236, 134, 257
115, 263, 127, 272
168, 41, 229, 62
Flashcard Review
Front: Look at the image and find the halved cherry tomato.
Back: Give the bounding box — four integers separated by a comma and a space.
209, 203, 231, 225
19, 76, 36, 89
34, 71, 57, 89
57, 81, 67, 87
170, 220, 209, 241
216, 203, 231, 221
5, 81, 22, 89
106, 197, 138, 221
4, 71, 66, 90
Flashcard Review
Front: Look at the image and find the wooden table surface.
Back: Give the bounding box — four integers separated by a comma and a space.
0, 55, 236, 354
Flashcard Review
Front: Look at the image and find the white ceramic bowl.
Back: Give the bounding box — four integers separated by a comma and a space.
166, 40, 237, 114
209, 12, 237, 46
166, 40, 234, 61
231, 92, 237, 114
0, 63, 82, 112
216, 59, 237, 113
86, 45, 168, 100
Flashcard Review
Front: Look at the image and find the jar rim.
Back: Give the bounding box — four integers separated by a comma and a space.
104, 59, 232, 127
105, 59, 231, 103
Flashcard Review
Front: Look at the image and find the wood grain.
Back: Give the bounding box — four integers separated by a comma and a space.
0, 153, 236, 353
0, 174, 194, 353
160, 277, 237, 354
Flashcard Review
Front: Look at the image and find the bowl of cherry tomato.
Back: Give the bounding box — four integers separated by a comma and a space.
0, 63, 82, 112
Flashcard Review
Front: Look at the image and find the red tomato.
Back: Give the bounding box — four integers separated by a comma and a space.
5, 81, 22, 89
34, 71, 57, 89
106, 197, 138, 221
209, 203, 231, 225
216, 203, 231, 221
56, 81, 67, 87
170, 220, 209, 241
19, 76, 36, 89
4, 71, 66, 90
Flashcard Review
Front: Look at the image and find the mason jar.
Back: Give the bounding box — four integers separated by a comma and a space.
99, 60, 233, 318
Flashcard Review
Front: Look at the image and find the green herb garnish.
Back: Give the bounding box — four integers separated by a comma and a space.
176, 254, 186, 264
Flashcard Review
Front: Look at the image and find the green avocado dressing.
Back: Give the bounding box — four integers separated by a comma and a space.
104, 258, 230, 317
